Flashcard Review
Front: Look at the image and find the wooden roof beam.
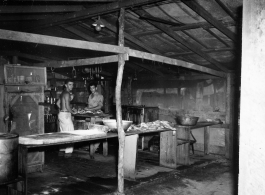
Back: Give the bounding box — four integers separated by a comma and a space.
0, 29, 128, 54
34, 55, 128, 68
135, 10, 229, 72
128, 49, 227, 78
180, 0, 236, 41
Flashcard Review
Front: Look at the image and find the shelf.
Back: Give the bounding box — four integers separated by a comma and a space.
39, 102, 87, 106
5, 83, 46, 86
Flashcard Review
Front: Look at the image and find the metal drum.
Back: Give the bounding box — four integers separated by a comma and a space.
0, 133, 19, 184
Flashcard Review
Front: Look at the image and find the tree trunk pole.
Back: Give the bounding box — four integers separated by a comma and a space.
116, 8, 126, 194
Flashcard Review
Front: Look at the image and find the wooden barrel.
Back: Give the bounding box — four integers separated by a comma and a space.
0, 133, 18, 184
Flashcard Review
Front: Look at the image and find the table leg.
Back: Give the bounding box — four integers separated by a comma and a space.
204, 126, 210, 155
89, 142, 100, 159
19, 145, 28, 195
176, 127, 190, 165
159, 131, 177, 169
124, 134, 138, 180
103, 139, 108, 156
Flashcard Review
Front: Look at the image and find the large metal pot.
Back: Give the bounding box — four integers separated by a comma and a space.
0, 133, 19, 184
175, 116, 199, 126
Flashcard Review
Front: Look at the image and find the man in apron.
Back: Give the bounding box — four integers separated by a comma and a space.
57, 79, 77, 157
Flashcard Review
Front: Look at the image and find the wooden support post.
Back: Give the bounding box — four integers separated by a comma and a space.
19, 145, 28, 195
225, 73, 235, 159
0, 85, 5, 133
124, 134, 138, 180
116, 8, 126, 195
204, 126, 210, 155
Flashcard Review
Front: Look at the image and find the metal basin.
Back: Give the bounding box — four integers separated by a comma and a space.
176, 116, 199, 126
102, 119, 133, 131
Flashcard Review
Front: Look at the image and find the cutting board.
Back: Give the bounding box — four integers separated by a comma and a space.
19, 129, 107, 145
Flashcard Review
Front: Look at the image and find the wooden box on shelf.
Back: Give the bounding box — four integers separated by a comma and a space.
4, 64, 46, 85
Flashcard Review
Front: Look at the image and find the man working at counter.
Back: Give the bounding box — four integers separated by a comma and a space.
57, 79, 77, 157
85, 82, 104, 112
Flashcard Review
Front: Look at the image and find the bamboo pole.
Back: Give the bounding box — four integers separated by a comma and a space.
116, 8, 126, 195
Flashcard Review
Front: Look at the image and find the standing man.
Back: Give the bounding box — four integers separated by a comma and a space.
85, 82, 104, 112
57, 79, 77, 157
84, 82, 104, 156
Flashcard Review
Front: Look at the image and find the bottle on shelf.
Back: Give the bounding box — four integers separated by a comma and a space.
46, 96, 50, 104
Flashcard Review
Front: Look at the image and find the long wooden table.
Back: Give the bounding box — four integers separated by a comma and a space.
11, 121, 220, 195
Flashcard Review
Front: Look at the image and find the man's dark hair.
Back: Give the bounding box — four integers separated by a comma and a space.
65, 79, 74, 84
89, 82, 97, 88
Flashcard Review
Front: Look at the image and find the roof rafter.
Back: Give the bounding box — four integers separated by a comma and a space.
135, 9, 229, 72
214, 0, 237, 21
27, 0, 166, 31
180, 0, 236, 41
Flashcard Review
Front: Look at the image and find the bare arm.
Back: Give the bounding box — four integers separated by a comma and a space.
56, 98, 60, 109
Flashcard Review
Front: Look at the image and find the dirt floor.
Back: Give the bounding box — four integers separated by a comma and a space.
0, 140, 238, 195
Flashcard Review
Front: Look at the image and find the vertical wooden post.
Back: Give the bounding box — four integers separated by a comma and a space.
204, 126, 210, 155
225, 73, 235, 159
0, 85, 5, 133
116, 8, 126, 195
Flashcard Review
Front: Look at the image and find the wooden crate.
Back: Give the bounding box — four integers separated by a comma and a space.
4, 64, 46, 86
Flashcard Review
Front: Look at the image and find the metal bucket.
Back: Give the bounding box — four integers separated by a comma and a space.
0, 133, 19, 184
